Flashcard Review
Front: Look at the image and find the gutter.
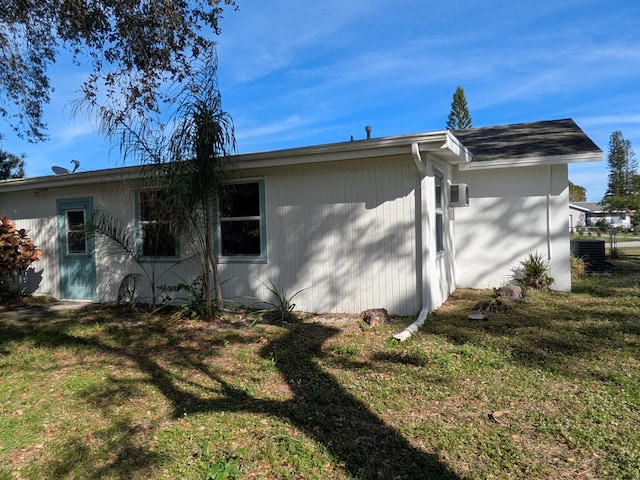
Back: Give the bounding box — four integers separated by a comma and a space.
393, 142, 429, 342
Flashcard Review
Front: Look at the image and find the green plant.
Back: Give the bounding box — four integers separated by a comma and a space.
512, 251, 554, 290
332, 343, 362, 356
199, 443, 246, 480
161, 276, 209, 319
249, 278, 309, 323
261, 355, 278, 373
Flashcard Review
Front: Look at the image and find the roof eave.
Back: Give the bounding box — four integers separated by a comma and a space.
0, 165, 145, 193
235, 130, 471, 169
458, 151, 603, 171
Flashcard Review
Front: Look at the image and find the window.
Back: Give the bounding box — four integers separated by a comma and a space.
435, 172, 444, 253
139, 191, 178, 257
219, 181, 266, 260
66, 209, 87, 254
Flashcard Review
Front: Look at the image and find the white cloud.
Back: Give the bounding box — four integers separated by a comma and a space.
235, 114, 308, 141
57, 120, 98, 145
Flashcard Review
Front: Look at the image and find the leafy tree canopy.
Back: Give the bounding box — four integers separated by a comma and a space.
0, 135, 25, 179
568, 181, 586, 202
0, 0, 238, 142
446, 86, 473, 130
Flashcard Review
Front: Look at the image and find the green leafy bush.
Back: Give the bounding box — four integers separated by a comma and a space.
161, 276, 209, 319
0, 215, 42, 301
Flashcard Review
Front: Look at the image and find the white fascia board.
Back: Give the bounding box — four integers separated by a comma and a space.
235, 131, 470, 170
0, 165, 145, 193
569, 204, 591, 212
458, 151, 603, 171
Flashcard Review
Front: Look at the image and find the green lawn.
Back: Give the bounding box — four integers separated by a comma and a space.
1, 254, 639, 479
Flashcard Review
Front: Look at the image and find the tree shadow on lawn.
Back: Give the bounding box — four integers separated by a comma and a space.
258, 323, 459, 479
129, 322, 460, 479
0, 309, 460, 480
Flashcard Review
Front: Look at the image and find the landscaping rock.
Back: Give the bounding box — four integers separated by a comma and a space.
495, 284, 524, 301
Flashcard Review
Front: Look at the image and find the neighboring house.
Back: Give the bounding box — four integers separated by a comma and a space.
569, 203, 590, 231
569, 201, 632, 230
0, 119, 601, 315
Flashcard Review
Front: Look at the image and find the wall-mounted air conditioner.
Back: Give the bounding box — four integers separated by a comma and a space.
450, 183, 470, 207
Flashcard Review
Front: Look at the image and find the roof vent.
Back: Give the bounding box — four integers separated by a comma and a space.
365, 125, 372, 140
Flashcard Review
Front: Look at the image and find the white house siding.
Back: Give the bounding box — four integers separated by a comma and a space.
219, 158, 421, 315
454, 164, 571, 291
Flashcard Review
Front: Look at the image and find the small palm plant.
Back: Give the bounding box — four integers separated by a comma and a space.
249, 278, 309, 324
513, 251, 555, 290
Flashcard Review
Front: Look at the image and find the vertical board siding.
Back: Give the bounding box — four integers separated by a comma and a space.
219, 161, 419, 315
454, 164, 572, 291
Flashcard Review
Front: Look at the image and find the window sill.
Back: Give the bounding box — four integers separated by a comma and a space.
219, 256, 268, 265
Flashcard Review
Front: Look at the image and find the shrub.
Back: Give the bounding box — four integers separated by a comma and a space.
249, 279, 309, 324
570, 255, 586, 279
512, 251, 554, 290
0, 215, 42, 301
161, 276, 209, 319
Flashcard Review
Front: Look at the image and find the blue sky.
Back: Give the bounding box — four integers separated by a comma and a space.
2, 0, 640, 201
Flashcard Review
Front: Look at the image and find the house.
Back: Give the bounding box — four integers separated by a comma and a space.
0, 119, 601, 315
569, 203, 591, 231
569, 201, 632, 231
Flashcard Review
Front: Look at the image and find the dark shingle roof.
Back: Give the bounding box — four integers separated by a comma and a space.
571, 202, 604, 212
453, 118, 602, 163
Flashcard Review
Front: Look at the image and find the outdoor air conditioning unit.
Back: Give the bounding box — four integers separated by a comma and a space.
450, 183, 470, 207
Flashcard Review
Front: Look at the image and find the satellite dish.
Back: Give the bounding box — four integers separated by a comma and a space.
51, 159, 80, 175
52, 166, 70, 175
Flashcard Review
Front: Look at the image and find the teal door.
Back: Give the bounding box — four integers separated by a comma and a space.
57, 198, 97, 300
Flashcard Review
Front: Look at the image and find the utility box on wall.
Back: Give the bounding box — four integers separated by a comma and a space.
450, 183, 470, 207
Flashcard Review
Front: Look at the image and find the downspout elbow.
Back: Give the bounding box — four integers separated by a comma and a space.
411, 143, 426, 176
393, 307, 429, 341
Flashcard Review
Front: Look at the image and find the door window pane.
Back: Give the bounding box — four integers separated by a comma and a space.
66, 210, 86, 254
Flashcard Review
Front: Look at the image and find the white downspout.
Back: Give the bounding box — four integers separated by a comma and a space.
394, 143, 430, 341
546, 162, 552, 260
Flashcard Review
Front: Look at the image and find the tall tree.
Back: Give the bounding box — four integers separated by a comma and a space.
446, 86, 473, 130
568, 181, 586, 202
0, 0, 237, 142
602, 130, 640, 214
163, 51, 236, 315
98, 47, 235, 316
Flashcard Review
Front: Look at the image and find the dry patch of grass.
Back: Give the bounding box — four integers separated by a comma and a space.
1, 256, 639, 479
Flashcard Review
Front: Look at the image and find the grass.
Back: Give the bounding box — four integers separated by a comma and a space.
0, 252, 639, 479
